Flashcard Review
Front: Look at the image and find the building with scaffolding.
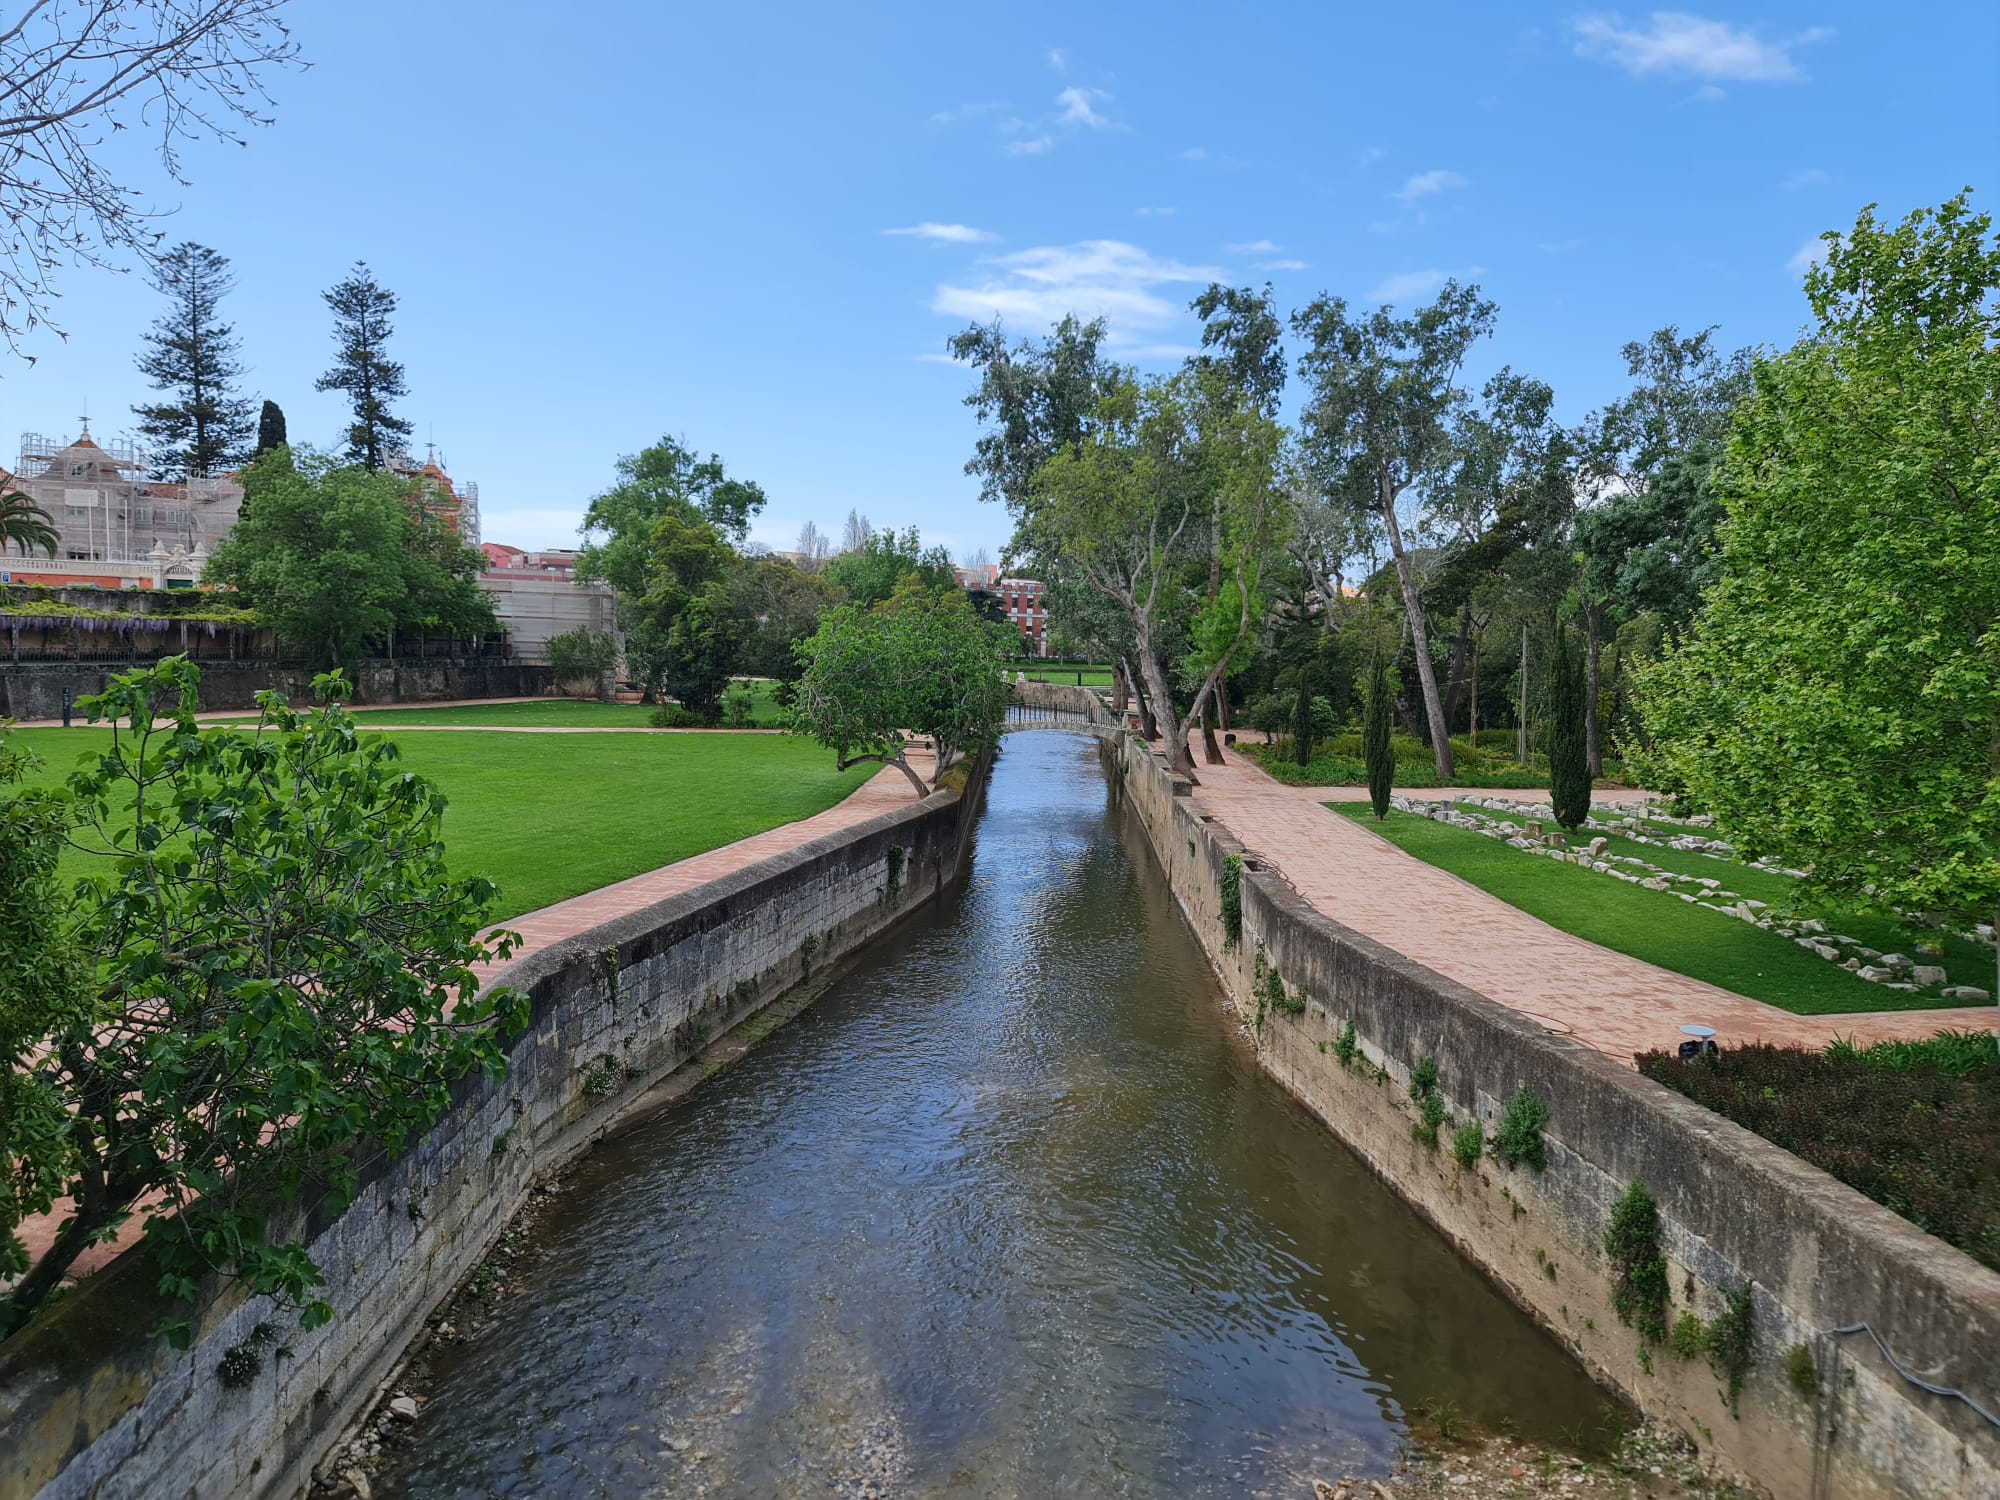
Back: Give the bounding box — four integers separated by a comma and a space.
0, 428, 244, 589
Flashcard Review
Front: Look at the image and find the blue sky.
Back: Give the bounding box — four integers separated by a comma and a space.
3, 2, 1992, 559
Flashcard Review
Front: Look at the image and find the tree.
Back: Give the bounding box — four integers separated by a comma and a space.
1190, 281, 1287, 416
255, 398, 288, 456
1548, 619, 1590, 829
204, 447, 492, 666
949, 313, 1120, 512
1637, 193, 2000, 1024
789, 581, 1008, 797
578, 436, 767, 596
795, 520, 831, 570
1, 660, 522, 1339
0, 1, 299, 356
1363, 652, 1394, 818
131, 242, 254, 478
0, 490, 60, 558
734, 555, 837, 695
315, 262, 413, 471
839, 508, 871, 554
821, 526, 957, 607
1293, 281, 1498, 779
545, 627, 617, 695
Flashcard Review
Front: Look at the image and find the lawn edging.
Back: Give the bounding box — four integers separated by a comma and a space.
0, 751, 993, 1500
1096, 703, 1999, 1500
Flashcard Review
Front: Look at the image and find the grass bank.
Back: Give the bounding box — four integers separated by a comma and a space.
212, 682, 790, 729
1333, 805, 1985, 1016
9, 724, 871, 921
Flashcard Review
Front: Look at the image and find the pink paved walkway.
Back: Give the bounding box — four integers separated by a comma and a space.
1187, 750, 1995, 1065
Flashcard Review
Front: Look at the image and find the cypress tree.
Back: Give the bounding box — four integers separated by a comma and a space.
255, 399, 288, 455
1292, 676, 1316, 766
314, 262, 414, 471
1550, 619, 1592, 830
131, 242, 255, 478
1364, 653, 1394, 819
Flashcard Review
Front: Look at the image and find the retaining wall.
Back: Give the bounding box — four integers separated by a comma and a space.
0, 761, 986, 1500
1093, 704, 1999, 1500
0, 658, 551, 720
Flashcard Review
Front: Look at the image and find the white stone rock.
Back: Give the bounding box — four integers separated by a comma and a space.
1880, 953, 1911, 969
1813, 944, 1840, 962
388, 1395, 420, 1423
1856, 966, 1895, 983
1910, 965, 1947, 987
1942, 985, 1992, 1002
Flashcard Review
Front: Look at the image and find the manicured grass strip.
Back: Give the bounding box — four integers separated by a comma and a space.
209, 682, 790, 729
1332, 805, 1983, 1016
9, 726, 871, 921
1471, 804, 1800, 908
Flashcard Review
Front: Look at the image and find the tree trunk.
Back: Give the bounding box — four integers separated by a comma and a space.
1440, 601, 1473, 729
1378, 484, 1453, 778
1199, 685, 1223, 765
1134, 630, 1194, 779
1585, 602, 1604, 780
1122, 652, 1157, 738
1111, 660, 1130, 713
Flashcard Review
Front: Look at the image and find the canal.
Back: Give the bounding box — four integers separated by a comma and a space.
379, 732, 1612, 1497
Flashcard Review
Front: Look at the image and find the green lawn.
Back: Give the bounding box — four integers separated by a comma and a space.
1334, 805, 1989, 1016
210, 681, 790, 729
1467, 803, 1995, 989
9, 725, 871, 921
1005, 660, 1114, 687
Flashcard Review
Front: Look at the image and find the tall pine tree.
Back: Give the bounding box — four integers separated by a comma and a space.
131, 243, 254, 478
255, 399, 288, 455
1549, 619, 1592, 831
315, 262, 413, 471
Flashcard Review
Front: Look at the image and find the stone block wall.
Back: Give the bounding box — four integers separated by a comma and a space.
0, 763, 985, 1499
0, 658, 552, 720
1088, 708, 1999, 1500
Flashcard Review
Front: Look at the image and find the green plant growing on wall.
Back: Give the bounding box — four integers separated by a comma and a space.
1489, 1087, 1551, 1171
1670, 1312, 1708, 1360
1451, 1121, 1484, 1171
580, 1055, 619, 1099
1785, 1343, 1819, 1399
1414, 1090, 1448, 1147
1706, 1281, 1756, 1415
1219, 854, 1244, 948
1408, 1057, 1440, 1100
1605, 1180, 1670, 1343
885, 842, 907, 903
1262, 964, 1305, 1016
1334, 1021, 1358, 1069
800, 932, 819, 975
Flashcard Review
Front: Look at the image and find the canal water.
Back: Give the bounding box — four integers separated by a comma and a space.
379, 733, 1612, 1498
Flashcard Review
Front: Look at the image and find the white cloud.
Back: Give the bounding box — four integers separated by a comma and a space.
933, 240, 1222, 344
886, 223, 998, 245
1260, 259, 1309, 272
914, 351, 968, 364
929, 100, 1006, 126
1007, 135, 1055, 157
1785, 236, 1832, 277
1136, 205, 1176, 217
1395, 169, 1469, 204
1180, 146, 1208, 161
1226, 239, 1283, 254
1056, 85, 1112, 128
1048, 47, 1066, 71
1572, 11, 1832, 83
1369, 267, 1485, 303
1783, 167, 1832, 190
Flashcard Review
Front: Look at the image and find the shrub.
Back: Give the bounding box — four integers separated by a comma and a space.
1413, 1089, 1448, 1147
1363, 655, 1394, 819
1451, 1121, 1484, 1171
722, 687, 754, 728
649, 703, 706, 728
1333, 1021, 1359, 1069
1707, 1281, 1756, 1414
1604, 1180, 1670, 1343
1490, 1087, 1551, 1171
1670, 1311, 1709, 1360
546, 626, 618, 696
1637, 1036, 1999, 1272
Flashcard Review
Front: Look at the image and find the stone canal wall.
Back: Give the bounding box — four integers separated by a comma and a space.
1097, 709, 1999, 1500
0, 759, 988, 1500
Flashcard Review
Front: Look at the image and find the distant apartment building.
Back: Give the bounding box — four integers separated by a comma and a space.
0, 428, 243, 589
477, 541, 615, 663
997, 576, 1050, 656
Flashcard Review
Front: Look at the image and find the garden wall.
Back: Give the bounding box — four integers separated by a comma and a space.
0, 759, 988, 1500
1095, 706, 1999, 1500
0, 658, 551, 720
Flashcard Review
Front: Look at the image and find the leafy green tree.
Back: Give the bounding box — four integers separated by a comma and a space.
205, 448, 494, 666
1363, 652, 1394, 818
1293, 281, 1499, 778
733, 555, 838, 697
949, 313, 1121, 511
1548, 620, 1590, 829
315, 262, 413, 472
579, 437, 767, 577
821, 526, 958, 606
1638, 193, 2000, 1019
0, 490, 60, 558
790, 581, 1008, 796
254, 399, 288, 457
0, 660, 523, 1339
1190, 281, 1287, 416
131, 242, 255, 479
